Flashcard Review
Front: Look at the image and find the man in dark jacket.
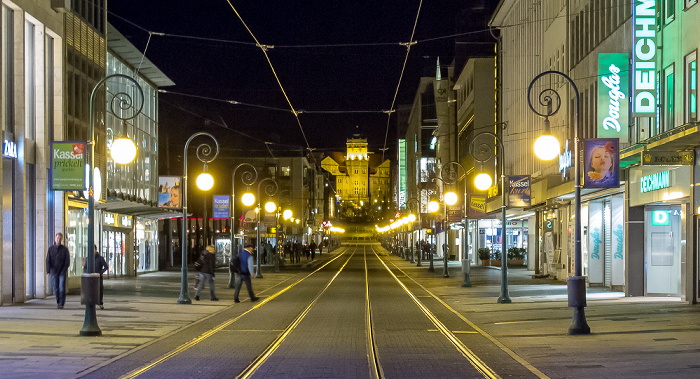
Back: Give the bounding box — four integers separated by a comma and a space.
194, 245, 218, 301
84, 245, 108, 309
234, 244, 258, 303
46, 233, 70, 309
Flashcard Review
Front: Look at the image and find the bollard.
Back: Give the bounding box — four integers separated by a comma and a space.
461, 259, 472, 287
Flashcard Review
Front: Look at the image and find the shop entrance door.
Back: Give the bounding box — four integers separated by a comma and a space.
645, 206, 682, 295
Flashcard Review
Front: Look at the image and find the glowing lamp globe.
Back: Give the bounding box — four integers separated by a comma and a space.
474, 173, 493, 191
407, 214, 416, 222
283, 209, 292, 220
534, 134, 561, 161
196, 172, 214, 191
428, 200, 440, 213
264, 201, 277, 213
241, 192, 255, 206
444, 191, 458, 206
110, 138, 137, 164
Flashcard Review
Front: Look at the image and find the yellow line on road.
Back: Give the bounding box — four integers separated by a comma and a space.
236, 252, 355, 379
386, 259, 550, 379
373, 250, 500, 379
119, 251, 348, 379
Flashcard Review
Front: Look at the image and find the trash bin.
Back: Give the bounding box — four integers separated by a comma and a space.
81, 273, 101, 305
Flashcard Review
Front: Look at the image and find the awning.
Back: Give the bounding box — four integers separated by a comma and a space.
96, 198, 182, 220
620, 122, 699, 167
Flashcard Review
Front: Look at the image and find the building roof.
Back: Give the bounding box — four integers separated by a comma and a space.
107, 24, 175, 88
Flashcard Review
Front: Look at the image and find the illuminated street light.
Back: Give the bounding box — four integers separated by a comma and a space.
283, 209, 292, 220
265, 201, 277, 213
428, 200, 440, 213
196, 171, 214, 191
241, 192, 255, 207
533, 122, 560, 161
474, 173, 493, 191
407, 213, 416, 222
444, 191, 458, 206
110, 137, 137, 164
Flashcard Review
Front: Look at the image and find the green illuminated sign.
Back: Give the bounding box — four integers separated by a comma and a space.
651, 211, 670, 226
598, 53, 629, 143
640, 170, 669, 193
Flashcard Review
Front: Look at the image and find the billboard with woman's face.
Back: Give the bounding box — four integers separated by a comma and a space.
158, 176, 182, 208
583, 138, 619, 188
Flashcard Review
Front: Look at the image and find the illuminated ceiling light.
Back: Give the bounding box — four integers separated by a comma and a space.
241, 192, 255, 206
474, 173, 493, 191
110, 137, 137, 164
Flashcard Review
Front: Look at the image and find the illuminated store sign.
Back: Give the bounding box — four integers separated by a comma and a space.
559, 140, 572, 176
633, 0, 657, 116
640, 170, 669, 193
598, 53, 629, 142
398, 139, 406, 209
3, 139, 17, 158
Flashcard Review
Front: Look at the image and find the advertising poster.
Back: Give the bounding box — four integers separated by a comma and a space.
508, 175, 531, 207
158, 176, 182, 208
583, 138, 620, 188
51, 141, 86, 190
213, 195, 230, 218
611, 195, 625, 286
587, 201, 603, 285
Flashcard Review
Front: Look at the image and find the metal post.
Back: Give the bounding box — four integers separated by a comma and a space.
528, 70, 589, 334
443, 203, 449, 278
178, 132, 219, 304
274, 209, 280, 273
255, 178, 278, 279
82, 74, 143, 336
230, 164, 257, 288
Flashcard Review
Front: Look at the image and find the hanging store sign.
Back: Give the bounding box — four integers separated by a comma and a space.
633, 0, 657, 117
447, 207, 463, 223
3, 139, 17, 158
508, 175, 531, 207
642, 151, 694, 165
559, 140, 572, 178
469, 195, 486, 218
50, 141, 86, 190
398, 139, 407, 209
640, 170, 670, 193
583, 138, 620, 188
598, 53, 629, 142
213, 195, 230, 218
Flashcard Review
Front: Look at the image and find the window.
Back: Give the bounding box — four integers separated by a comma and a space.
25, 20, 36, 140
665, 0, 675, 24
281, 166, 291, 176
2, 6, 14, 134
665, 64, 675, 130
686, 0, 698, 10
685, 51, 697, 123
354, 169, 358, 174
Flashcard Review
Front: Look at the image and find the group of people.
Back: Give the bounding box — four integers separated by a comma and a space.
194, 244, 258, 303
282, 240, 321, 263
46, 233, 108, 309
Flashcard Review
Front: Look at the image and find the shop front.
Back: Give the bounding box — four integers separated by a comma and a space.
65, 198, 89, 289
581, 192, 625, 290
102, 212, 134, 278
628, 166, 691, 297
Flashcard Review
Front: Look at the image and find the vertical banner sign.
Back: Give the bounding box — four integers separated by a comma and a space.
633, 0, 657, 117
398, 139, 407, 209
468, 195, 486, 218
583, 138, 620, 188
508, 175, 531, 207
212, 195, 230, 218
598, 53, 629, 143
610, 195, 625, 286
51, 141, 86, 190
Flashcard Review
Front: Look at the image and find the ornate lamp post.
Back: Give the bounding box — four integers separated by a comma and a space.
470, 131, 511, 304
81, 74, 142, 336
177, 133, 219, 304
431, 178, 457, 278
229, 164, 257, 288
405, 197, 420, 264
528, 70, 590, 335
255, 178, 278, 279
441, 161, 470, 286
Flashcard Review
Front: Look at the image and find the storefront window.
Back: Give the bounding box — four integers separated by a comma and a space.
136, 219, 158, 272
66, 207, 88, 278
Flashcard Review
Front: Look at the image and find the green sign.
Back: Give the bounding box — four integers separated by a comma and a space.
51, 141, 86, 190
640, 170, 669, 193
598, 53, 629, 143
651, 211, 670, 226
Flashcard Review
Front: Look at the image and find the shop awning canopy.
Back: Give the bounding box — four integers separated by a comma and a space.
620, 122, 699, 167
96, 199, 183, 220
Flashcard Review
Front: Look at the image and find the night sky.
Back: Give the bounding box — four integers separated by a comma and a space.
107, 1, 493, 212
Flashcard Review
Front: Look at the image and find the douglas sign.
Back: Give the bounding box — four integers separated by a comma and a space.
633, 0, 657, 117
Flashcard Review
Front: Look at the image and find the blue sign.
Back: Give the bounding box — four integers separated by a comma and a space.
213, 195, 230, 218
508, 175, 531, 207
3, 139, 17, 158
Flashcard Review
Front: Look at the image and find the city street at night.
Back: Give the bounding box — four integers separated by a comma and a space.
1, 241, 697, 378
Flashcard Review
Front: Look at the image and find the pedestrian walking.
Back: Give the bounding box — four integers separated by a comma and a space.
264, 240, 274, 265
318, 241, 323, 256
284, 241, 292, 262
83, 245, 108, 309
294, 240, 302, 263
195, 245, 218, 301
310, 240, 317, 260
46, 233, 70, 309
303, 243, 310, 260
234, 244, 259, 303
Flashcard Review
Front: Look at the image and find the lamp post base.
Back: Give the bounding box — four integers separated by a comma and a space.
568, 307, 591, 335
177, 296, 192, 304
79, 305, 102, 336
428, 255, 434, 272
497, 295, 512, 304
462, 273, 471, 287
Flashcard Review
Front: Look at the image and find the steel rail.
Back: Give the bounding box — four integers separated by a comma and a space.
119, 249, 350, 379
365, 246, 384, 379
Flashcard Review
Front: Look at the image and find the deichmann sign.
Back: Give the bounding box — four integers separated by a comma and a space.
598, 53, 629, 142
640, 170, 670, 193
51, 141, 86, 190
213, 195, 230, 218
633, 0, 657, 117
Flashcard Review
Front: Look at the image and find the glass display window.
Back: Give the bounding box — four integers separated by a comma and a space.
66, 206, 88, 278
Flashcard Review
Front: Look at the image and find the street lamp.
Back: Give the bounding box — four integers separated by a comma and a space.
528, 70, 590, 335
432, 177, 457, 278
256, 178, 278, 279
405, 197, 421, 265
81, 74, 143, 337
229, 163, 257, 288
470, 131, 511, 304
441, 161, 470, 287
178, 132, 219, 304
